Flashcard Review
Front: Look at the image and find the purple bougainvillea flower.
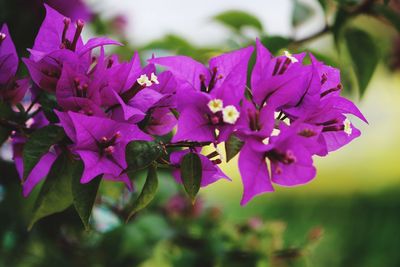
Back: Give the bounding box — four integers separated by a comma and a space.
264, 121, 319, 187
170, 149, 230, 187
0, 24, 18, 84
251, 39, 312, 109
12, 112, 58, 197
149, 47, 254, 143
23, 49, 84, 93
31, 4, 120, 59
46, 0, 93, 22
0, 24, 30, 104
56, 63, 104, 115
238, 138, 274, 206
236, 99, 275, 140
238, 120, 324, 205
56, 111, 151, 189
150, 46, 254, 110
300, 96, 367, 153
171, 87, 243, 143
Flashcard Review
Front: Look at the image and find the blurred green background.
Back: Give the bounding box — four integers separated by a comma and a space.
1, 0, 400, 266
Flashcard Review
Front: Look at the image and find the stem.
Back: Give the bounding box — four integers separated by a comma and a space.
291, 25, 330, 46
291, 0, 375, 46
0, 119, 29, 133
26, 93, 41, 114
164, 141, 211, 148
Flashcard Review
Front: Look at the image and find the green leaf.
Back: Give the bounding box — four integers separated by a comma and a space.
28, 153, 74, 230
0, 127, 11, 146
225, 134, 244, 162
292, 0, 314, 27
260, 36, 292, 55
332, 8, 349, 49
344, 28, 379, 96
126, 164, 159, 222
213, 10, 263, 32
72, 161, 101, 230
180, 152, 202, 203
125, 141, 163, 172
38, 93, 60, 123
373, 4, 400, 32
0, 101, 15, 146
23, 125, 65, 179
0, 101, 14, 119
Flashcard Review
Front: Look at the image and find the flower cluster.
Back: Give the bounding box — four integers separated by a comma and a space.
1, 5, 366, 205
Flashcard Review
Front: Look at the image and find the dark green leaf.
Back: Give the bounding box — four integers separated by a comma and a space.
373, 4, 400, 32
38, 93, 60, 123
344, 28, 379, 96
72, 161, 101, 230
0, 101, 14, 119
23, 125, 65, 179
126, 164, 159, 222
292, 0, 314, 27
0, 101, 14, 146
0, 127, 11, 146
260, 36, 292, 55
225, 134, 244, 162
334, 0, 362, 6
180, 152, 202, 203
125, 141, 163, 172
28, 153, 75, 230
213, 10, 263, 32
332, 8, 349, 50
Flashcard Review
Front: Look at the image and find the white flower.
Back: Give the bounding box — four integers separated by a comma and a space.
344, 118, 352, 136
150, 72, 159, 84
137, 74, 152, 86
222, 105, 240, 124
207, 99, 224, 113
284, 50, 298, 63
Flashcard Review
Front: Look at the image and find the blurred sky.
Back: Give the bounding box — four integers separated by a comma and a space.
86, 0, 324, 45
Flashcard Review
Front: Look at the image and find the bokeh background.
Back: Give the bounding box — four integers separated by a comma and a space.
1, 0, 400, 266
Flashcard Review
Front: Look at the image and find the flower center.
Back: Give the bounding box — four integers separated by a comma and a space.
222, 105, 240, 124
73, 77, 89, 98
208, 99, 223, 113
272, 51, 298, 76
247, 109, 261, 131
266, 149, 297, 165
120, 73, 159, 103
200, 67, 223, 93
60, 17, 84, 51
98, 131, 121, 156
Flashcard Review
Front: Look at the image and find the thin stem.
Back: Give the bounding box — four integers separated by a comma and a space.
164, 141, 211, 148
291, 25, 330, 46
26, 93, 41, 114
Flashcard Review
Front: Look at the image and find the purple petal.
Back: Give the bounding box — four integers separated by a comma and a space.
0, 24, 18, 83
239, 141, 274, 206
149, 55, 209, 91
23, 151, 58, 197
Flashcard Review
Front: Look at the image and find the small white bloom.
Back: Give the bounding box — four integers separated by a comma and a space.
222, 105, 240, 124
137, 74, 152, 86
344, 118, 352, 135
150, 72, 159, 84
207, 99, 224, 113
284, 50, 298, 63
